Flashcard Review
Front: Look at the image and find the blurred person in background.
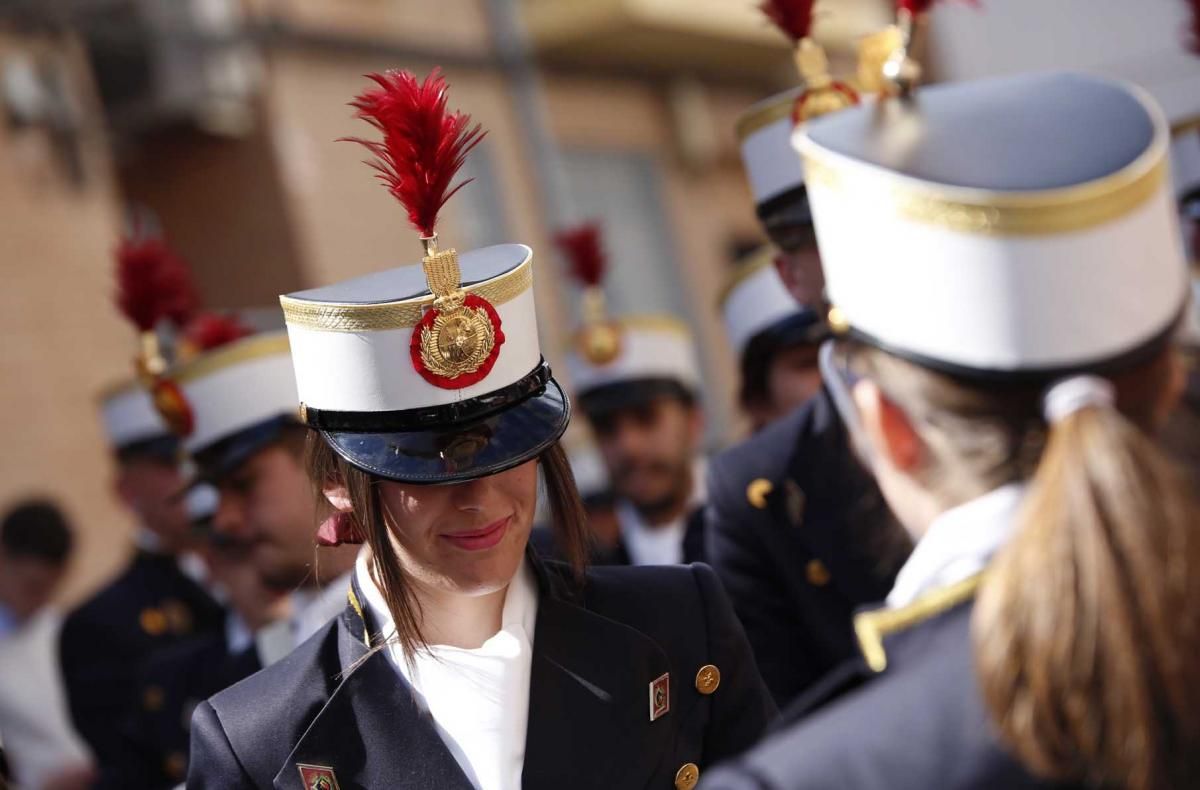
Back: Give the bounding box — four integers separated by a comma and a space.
701, 0, 908, 709
104, 486, 291, 789
559, 224, 710, 566
719, 245, 829, 432
163, 328, 358, 665
59, 381, 224, 771
703, 70, 1200, 790
0, 499, 95, 790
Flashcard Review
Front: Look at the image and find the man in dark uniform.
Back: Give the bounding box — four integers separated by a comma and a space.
60, 380, 225, 769
704, 6, 909, 707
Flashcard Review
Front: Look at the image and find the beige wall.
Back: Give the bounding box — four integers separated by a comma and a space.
0, 33, 137, 603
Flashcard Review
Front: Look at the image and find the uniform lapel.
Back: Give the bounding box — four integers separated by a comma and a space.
523, 557, 674, 790
273, 584, 475, 790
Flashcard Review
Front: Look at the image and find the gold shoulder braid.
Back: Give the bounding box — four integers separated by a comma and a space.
853, 573, 983, 673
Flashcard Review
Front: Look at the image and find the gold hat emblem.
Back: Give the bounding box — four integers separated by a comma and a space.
412, 242, 505, 389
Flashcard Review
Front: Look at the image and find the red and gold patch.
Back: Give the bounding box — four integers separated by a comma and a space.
151, 378, 194, 437
649, 672, 670, 722
297, 764, 341, 790
410, 293, 505, 389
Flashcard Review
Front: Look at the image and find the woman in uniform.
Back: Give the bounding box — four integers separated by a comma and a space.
185, 69, 775, 790
701, 71, 1200, 789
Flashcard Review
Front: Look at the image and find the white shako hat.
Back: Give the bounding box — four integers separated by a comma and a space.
554, 223, 701, 418
98, 379, 178, 460
797, 71, 1189, 378
719, 245, 827, 360
735, 0, 863, 248
165, 330, 300, 480
279, 69, 568, 484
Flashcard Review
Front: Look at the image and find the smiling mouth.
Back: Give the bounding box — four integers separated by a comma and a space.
440, 516, 512, 552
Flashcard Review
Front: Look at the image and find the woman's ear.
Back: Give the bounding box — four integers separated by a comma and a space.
323, 480, 354, 513
853, 379, 923, 472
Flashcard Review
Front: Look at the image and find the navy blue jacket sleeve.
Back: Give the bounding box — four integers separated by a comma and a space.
691, 563, 778, 762
187, 701, 256, 790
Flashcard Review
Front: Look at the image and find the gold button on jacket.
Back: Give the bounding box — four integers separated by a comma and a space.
695, 664, 721, 695
675, 762, 700, 790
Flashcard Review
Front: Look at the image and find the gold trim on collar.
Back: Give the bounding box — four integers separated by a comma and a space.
280, 254, 533, 333
735, 90, 801, 142
346, 587, 370, 648
173, 333, 291, 385
803, 148, 1168, 237
854, 573, 982, 673
717, 246, 776, 308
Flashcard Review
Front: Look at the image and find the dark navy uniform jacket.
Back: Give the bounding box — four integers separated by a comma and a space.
700, 582, 1080, 790
603, 507, 707, 566
59, 550, 224, 767
704, 387, 909, 707
187, 554, 776, 789
101, 626, 261, 789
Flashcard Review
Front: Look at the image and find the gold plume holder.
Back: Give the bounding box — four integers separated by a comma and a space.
881, 9, 922, 97
793, 38, 858, 123
136, 330, 167, 383
420, 233, 465, 310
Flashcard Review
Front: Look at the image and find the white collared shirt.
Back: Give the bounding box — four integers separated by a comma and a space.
886, 483, 1028, 609
356, 551, 538, 790
616, 458, 707, 566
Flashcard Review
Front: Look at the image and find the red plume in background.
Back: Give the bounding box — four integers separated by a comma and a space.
183, 313, 253, 352
759, 0, 817, 43
344, 68, 486, 238
555, 224, 606, 288
115, 236, 198, 332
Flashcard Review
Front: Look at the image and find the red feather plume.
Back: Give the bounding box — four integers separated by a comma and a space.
343, 68, 486, 238
115, 236, 198, 332
555, 224, 606, 288
759, 0, 817, 43
183, 313, 253, 352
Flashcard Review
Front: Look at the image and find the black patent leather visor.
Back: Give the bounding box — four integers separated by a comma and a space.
321, 376, 570, 484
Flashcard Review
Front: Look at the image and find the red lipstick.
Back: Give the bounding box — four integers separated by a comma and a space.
441, 516, 511, 551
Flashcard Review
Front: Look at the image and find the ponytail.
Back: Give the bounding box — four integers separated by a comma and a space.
974, 402, 1200, 789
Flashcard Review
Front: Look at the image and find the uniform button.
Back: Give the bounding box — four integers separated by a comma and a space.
806, 559, 831, 586
695, 664, 721, 695
140, 607, 168, 636
675, 762, 700, 790
142, 685, 165, 712
164, 751, 187, 780
746, 478, 773, 509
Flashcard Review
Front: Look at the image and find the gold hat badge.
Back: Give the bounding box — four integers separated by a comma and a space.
759, 0, 859, 124
345, 68, 504, 389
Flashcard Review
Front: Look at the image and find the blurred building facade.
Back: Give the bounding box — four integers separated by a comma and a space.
1, 0, 1197, 600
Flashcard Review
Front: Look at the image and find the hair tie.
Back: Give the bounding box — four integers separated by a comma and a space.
1042, 375, 1115, 424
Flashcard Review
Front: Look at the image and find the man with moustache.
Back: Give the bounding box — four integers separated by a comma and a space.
567, 315, 708, 566
164, 329, 359, 663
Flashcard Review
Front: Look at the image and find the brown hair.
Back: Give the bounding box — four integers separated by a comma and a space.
853, 342, 1200, 789
306, 436, 588, 656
